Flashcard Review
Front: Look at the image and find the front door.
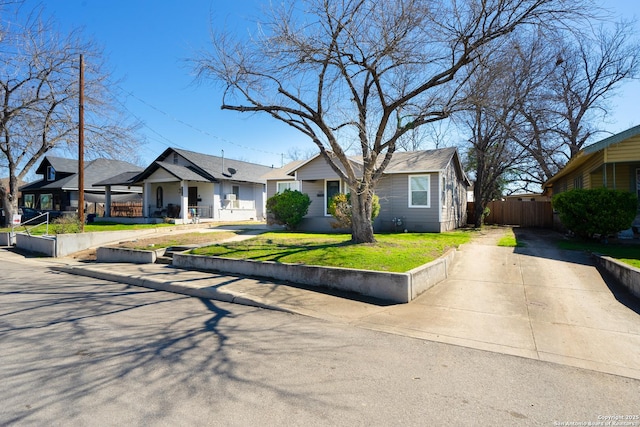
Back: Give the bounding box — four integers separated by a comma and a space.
188, 187, 198, 207
325, 180, 340, 215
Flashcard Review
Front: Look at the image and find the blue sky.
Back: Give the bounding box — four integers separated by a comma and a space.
16, 0, 640, 168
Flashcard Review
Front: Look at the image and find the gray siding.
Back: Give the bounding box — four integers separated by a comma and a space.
439, 163, 468, 231
296, 156, 344, 180
374, 173, 441, 232
302, 180, 325, 217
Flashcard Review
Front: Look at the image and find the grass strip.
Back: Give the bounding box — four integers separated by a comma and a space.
558, 239, 640, 268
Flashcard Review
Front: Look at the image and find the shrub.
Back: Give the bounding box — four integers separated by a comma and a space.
50, 215, 82, 234
266, 189, 311, 230
552, 188, 637, 239
328, 193, 380, 229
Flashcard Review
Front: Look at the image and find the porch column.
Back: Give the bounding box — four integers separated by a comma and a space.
104, 185, 112, 217
143, 181, 151, 217
181, 180, 188, 222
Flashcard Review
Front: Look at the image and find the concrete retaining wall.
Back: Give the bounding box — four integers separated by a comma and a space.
96, 217, 164, 225
594, 255, 640, 299
15, 227, 179, 257
96, 247, 165, 264
0, 232, 16, 246
173, 251, 454, 303
408, 248, 456, 299
15, 233, 56, 256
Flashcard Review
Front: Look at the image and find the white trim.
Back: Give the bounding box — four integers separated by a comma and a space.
324, 179, 342, 216
387, 168, 444, 175
408, 174, 431, 208
438, 173, 443, 222
276, 180, 300, 193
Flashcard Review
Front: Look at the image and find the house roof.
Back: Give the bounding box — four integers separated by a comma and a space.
273, 146, 470, 185
153, 161, 212, 182
260, 159, 306, 180
543, 124, 640, 189
94, 171, 144, 186
384, 147, 460, 173
132, 147, 274, 185
21, 157, 143, 193
35, 156, 78, 175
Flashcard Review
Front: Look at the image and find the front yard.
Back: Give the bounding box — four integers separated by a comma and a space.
190, 231, 473, 273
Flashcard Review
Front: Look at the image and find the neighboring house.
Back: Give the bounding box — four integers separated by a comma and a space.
543, 124, 640, 227
265, 147, 470, 232
19, 156, 143, 213
109, 148, 275, 223
503, 193, 550, 202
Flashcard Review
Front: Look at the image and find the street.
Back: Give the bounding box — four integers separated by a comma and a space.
1, 253, 638, 426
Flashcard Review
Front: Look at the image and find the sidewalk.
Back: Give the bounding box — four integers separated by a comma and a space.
8, 227, 640, 381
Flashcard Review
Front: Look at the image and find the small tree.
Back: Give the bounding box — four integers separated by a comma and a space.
328, 193, 380, 230
552, 188, 637, 239
266, 189, 311, 230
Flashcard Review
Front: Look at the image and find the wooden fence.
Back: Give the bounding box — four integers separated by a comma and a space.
109, 201, 143, 217
468, 200, 553, 228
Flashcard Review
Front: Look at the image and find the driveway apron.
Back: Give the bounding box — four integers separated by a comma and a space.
357, 228, 640, 379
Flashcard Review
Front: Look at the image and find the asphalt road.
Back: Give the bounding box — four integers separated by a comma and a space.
1, 252, 638, 426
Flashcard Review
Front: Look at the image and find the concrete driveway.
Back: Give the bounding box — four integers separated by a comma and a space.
356, 227, 640, 379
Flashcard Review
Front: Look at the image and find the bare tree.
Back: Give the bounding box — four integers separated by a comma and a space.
0, 7, 143, 225
510, 22, 640, 189
196, 0, 585, 242
460, 37, 536, 227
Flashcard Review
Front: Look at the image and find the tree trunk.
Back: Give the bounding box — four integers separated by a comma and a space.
473, 189, 486, 228
0, 189, 16, 227
350, 189, 376, 243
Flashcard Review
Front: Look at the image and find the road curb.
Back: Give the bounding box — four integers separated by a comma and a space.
52, 265, 294, 314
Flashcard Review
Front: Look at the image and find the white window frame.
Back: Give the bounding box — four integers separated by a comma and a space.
409, 174, 431, 208
276, 181, 300, 193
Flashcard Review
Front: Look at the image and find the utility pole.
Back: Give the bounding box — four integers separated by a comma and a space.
78, 54, 85, 232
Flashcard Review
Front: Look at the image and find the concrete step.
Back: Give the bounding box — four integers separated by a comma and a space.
155, 256, 173, 264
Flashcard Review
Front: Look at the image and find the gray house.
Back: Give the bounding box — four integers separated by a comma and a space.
265, 147, 470, 232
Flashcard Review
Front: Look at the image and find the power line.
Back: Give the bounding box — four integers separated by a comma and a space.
122, 89, 287, 158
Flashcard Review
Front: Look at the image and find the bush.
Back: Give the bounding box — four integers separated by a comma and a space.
50, 215, 82, 234
552, 188, 637, 239
328, 193, 380, 229
266, 189, 311, 230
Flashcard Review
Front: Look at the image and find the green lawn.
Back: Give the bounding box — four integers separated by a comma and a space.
190, 230, 473, 273
558, 239, 640, 268
1, 221, 175, 235
497, 228, 525, 247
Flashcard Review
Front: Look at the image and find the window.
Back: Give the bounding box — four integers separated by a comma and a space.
173, 153, 179, 165
409, 175, 430, 207
573, 175, 583, 189
24, 194, 35, 208
232, 185, 240, 199
156, 186, 163, 208
40, 194, 53, 210
276, 181, 300, 193
47, 166, 56, 181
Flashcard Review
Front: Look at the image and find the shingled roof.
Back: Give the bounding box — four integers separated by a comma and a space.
276, 146, 469, 185
21, 157, 143, 193
133, 147, 275, 185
